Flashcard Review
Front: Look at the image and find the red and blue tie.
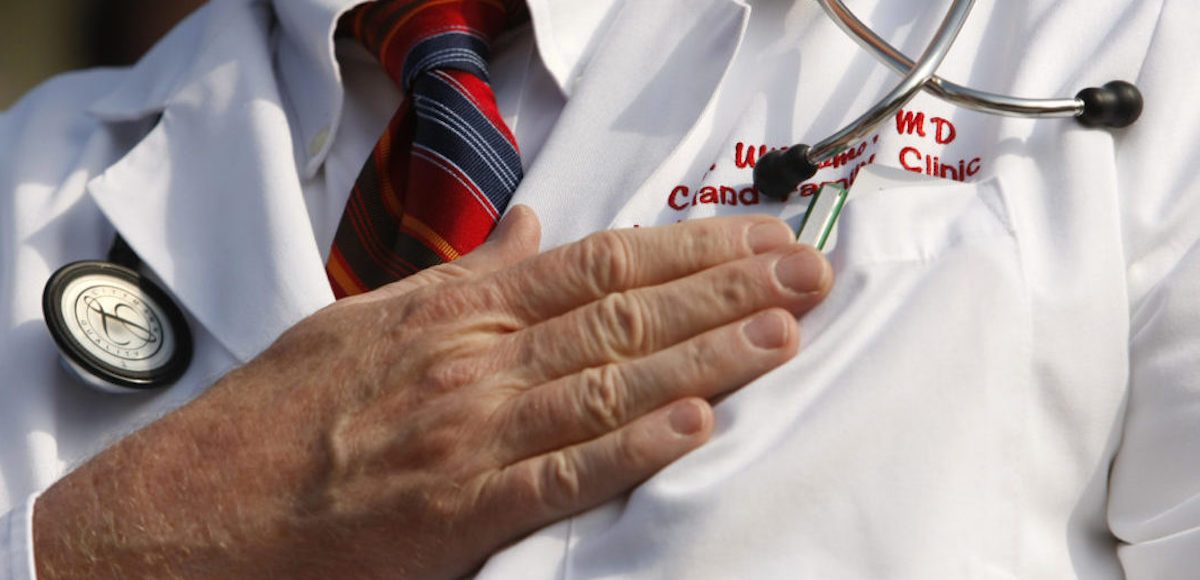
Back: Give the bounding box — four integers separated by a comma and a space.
327, 0, 524, 298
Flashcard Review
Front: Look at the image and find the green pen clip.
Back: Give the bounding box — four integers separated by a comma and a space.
796, 183, 848, 251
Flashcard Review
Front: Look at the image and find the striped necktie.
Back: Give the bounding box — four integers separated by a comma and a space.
326, 0, 524, 298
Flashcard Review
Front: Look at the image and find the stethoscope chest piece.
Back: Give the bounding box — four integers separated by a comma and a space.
42, 261, 192, 394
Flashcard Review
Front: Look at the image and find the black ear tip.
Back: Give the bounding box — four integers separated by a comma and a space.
1076, 80, 1143, 128
753, 150, 791, 201
753, 145, 819, 201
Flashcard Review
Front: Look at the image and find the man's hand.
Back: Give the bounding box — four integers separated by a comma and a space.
33, 207, 832, 579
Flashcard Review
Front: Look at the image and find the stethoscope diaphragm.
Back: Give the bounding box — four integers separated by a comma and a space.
42, 261, 192, 393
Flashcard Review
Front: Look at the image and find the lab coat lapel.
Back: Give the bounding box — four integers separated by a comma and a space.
85, 0, 333, 363
516, 0, 750, 247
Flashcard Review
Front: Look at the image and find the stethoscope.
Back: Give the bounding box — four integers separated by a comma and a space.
42, 235, 192, 394
42, 0, 1143, 394
753, 0, 1144, 199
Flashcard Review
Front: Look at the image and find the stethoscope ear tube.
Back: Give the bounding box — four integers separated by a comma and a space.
755, 1, 1146, 199
756, 0, 976, 200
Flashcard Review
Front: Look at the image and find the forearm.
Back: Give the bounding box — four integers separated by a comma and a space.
32, 370, 327, 579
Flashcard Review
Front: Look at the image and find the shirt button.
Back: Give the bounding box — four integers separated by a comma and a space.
308, 127, 331, 158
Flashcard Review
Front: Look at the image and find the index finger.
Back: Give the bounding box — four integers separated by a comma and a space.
481, 215, 796, 325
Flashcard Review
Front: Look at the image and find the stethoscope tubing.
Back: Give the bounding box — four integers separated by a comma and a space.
817, 0, 1081, 119
807, 0, 977, 163
752, 0, 1142, 199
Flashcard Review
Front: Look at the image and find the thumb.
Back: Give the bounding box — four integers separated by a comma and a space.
472, 204, 543, 266
455, 204, 542, 272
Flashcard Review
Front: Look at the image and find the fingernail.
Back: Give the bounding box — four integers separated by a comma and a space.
747, 221, 793, 253
743, 311, 788, 349
775, 249, 830, 293
668, 401, 706, 436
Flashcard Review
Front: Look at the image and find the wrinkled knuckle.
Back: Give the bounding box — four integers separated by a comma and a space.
540, 453, 584, 512
683, 335, 717, 372
714, 267, 757, 307
423, 357, 479, 393
580, 231, 636, 291
593, 292, 649, 358
577, 365, 627, 432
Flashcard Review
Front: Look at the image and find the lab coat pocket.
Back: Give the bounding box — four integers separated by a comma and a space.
545, 176, 1036, 578
831, 176, 1014, 265
749, 175, 1032, 575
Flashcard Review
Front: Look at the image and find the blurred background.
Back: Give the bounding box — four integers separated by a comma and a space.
0, 0, 205, 109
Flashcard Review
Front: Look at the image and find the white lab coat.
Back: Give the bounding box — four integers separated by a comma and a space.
2, 0, 1198, 578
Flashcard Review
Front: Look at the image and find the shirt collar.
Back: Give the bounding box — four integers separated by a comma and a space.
272, 0, 358, 179
273, 0, 622, 177
525, 0, 624, 96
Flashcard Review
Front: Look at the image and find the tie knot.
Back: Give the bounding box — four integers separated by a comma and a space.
340, 0, 523, 91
